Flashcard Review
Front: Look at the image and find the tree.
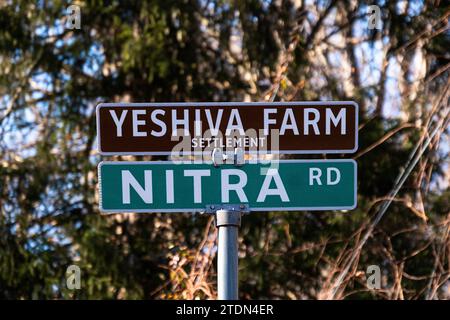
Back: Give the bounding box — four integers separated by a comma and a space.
0, 0, 448, 299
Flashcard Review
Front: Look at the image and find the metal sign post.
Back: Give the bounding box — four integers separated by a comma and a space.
215, 208, 242, 300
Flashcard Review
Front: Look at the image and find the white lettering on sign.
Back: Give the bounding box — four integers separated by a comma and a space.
280, 108, 299, 135
257, 169, 289, 202
110, 110, 128, 137
263, 109, 277, 135
205, 109, 223, 136
150, 109, 167, 137
122, 170, 153, 203
132, 110, 147, 137
117, 165, 344, 207
184, 169, 210, 203
191, 136, 264, 149
309, 168, 322, 185
262, 107, 347, 137
309, 167, 341, 185
172, 109, 189, 136
221, 169, 248, 203
107, 106, 349, 138
304, 108, 320, 135
326, 109, 346, 135
166, 170, 174, 203
327, 167, 341, 185
225, 109, 245, 135
194, 109, 202, 136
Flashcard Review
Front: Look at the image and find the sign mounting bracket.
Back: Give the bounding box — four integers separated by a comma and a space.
212, 148, 245, 167
202, 204, 250, 215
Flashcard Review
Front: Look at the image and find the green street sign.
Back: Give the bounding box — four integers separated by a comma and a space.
98, 160, 357, 213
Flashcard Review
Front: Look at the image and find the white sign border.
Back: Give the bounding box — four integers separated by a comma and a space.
98, 159, 358, 214
96, 101, 359, 156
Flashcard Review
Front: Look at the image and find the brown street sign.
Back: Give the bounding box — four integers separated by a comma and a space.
96, 101, 358, 156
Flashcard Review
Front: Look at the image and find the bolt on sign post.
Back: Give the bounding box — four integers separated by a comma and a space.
96, 101, 359, 300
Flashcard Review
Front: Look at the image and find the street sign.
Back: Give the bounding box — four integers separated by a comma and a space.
96, 102, 358, 155
98, 160, 357, 213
